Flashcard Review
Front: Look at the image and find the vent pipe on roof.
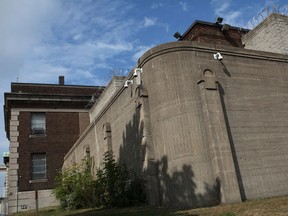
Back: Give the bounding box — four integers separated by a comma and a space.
59, 76, 65, 85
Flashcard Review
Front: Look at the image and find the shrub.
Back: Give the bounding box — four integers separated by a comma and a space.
95, 151, 128, 207
53, 158, 98, 210
53, 152, 146, 210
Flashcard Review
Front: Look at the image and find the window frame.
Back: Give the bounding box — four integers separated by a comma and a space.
30, 112, 46, 135
31, 153, 47, 181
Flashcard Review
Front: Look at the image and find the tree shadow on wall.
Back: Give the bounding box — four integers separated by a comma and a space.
118, 105, 221, 210
156, 156, 221, 209
119, 107, 146, 173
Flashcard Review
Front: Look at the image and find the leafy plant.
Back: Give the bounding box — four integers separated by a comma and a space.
53, 157, 98, 210
95, 151, 126, 206
53, 152, 146, 210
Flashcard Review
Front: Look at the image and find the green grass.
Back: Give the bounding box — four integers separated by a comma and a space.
11, 195, 288, 216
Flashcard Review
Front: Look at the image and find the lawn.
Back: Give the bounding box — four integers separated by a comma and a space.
11, 195, 288, 216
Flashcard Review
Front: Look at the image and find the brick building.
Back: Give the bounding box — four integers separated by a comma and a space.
179, 19, 249, 47
4, 77, 103, 213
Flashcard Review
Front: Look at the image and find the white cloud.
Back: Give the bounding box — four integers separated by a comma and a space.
210, 0, 243, 26
179, 2, 188, 11
212, 0, 230, 14
225, 11, 242, 24
0, 0, 60, 80
144, 17, 157, 27
73, 34, 82, 41
96, 42, 133, 52
151, 3, 164, 9
143, 17, 169, 33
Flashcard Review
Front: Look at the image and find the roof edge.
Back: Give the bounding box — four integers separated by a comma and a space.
180, 20, 250, 40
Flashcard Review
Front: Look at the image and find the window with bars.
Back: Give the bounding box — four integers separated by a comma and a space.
31, 113, 46, 135
31, 153, 46, 180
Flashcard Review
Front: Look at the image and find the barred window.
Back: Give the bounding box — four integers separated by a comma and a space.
31, 153, 46, 180
31, 113, 46, 135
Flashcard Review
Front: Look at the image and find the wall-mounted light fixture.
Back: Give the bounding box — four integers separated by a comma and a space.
213, 52, 223, 61
133, 68, 143, 86
124, 80, 133, 88
173, 32, 182, 39
216, 17, 223, 24
133, 68, 143, 77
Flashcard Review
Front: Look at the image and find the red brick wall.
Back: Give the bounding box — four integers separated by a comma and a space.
181, 23, 247, 47
18, 111, 86, 191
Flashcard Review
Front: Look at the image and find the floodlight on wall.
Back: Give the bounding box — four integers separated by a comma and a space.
213, 52, 223, 61
216, 17, 223, 24
124, 80, 133, 88
173, 32, 182, 39
133, 68, 143, 77
221, 24, 230, 31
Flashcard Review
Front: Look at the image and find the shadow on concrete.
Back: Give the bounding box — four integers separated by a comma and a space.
119, 107, 146, 173
218, 84, 246, 201
117, 103, 221, 210
220, 61, 231, 77
155, 156, 221, 209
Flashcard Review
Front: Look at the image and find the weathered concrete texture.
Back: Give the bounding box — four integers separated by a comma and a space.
9, 189, 59, 213
64, 41, 288, 208
242, 13, 288, 55
89, 76, 126, 122
140, 41, 288, 203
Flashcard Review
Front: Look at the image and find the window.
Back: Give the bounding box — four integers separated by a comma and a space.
31, 154, 46, 180
31, 113, 46, 135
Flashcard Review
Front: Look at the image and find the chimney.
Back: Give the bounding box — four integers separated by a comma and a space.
59, 76, 65, 85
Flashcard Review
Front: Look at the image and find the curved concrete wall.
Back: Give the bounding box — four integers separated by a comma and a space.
139, 42, 219, 207
64, 41, 288, 208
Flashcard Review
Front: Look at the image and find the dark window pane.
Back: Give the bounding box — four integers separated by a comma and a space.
31, 154, 46, 180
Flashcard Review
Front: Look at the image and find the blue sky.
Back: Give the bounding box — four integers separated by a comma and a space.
0, 0, 287, 195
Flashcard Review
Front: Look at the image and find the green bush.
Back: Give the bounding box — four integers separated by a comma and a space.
53, 158, 98, 210
53, 152, 146, 210
95, 151, 128, 207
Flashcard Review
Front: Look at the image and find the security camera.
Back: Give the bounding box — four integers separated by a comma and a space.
133, 68, 142, 77
213, 52, 223, 61
124, 80, 133, 88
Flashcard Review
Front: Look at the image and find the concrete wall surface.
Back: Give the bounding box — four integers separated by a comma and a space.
64, 41, 288, 208
8, 189, 59, 213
